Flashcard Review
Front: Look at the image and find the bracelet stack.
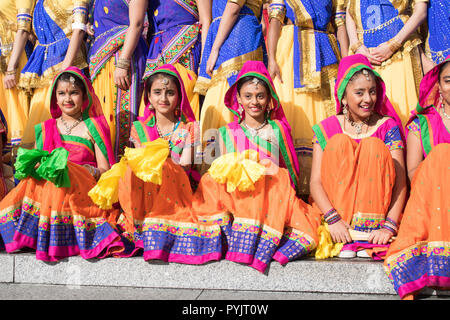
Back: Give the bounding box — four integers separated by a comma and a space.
350, 41, 363, 53
5, 69, 16, 76
387, 38, 402, 53
324, 208, 341, 225
115, 58, 131, 70
382, 217, 399, 235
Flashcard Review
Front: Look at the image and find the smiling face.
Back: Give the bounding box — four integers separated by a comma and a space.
341, 70, 377, 122
148, 74, 180, 120
55, 79, 86, 119
439, 62, 450, 107
237, 77, 270, 124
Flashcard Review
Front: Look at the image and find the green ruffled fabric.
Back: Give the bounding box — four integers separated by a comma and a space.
14, 147, 71, 188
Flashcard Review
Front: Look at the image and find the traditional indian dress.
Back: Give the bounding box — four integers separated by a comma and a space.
19, 0, 89, 146
312, 54, 405, 260
192, 61, 321, 273
195, 0, 267, 140
89, 0, 148, 160
267, 0, 344, 195
0, 67, 122, 261
88, 64, 221, 263
422, 0, 450, 64
384, 56, 450, 299
0, 0, 34, 153
143, 0, 201, 119
347, 0, 426, 125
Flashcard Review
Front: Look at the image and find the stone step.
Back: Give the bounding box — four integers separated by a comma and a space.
0, 252, 448, 298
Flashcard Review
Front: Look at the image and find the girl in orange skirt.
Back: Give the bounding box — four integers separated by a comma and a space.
192, 60, 321, 273
0, 67, 122, 261
89, 64, 222, 263
384, 56, 450, 300
310, 54, 407, 260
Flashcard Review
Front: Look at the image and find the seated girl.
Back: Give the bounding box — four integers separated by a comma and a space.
0, 67, 122, 261
384, 56, 450, 300
310, 54, 407, 260
89, 64, 222, 263
192, 60, 321, 273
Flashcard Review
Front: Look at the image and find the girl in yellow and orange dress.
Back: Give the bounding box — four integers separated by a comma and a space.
384, 56, 450, 300
310, 54, 407, 260
89, 64, 223, 263
0, 67, 122, 260
191, 60, 321, 273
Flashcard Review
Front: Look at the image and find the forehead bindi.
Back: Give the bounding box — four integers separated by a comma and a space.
152, 77, 177, 91
239, 81, 268, 95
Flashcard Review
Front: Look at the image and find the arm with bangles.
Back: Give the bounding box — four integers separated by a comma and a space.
309, 143, 353, 244
114, 0, 148, 90
3, 29, 29, 89
266, 0, 284, 83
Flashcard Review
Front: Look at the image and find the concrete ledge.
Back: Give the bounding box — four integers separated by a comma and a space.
5, 253, 396, 295
0, 254, 14, 283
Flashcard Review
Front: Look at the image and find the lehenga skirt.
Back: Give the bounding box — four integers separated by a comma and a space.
192, 164, 320, 273
0, 161, 122, 261
116, 158, 223, 263
384, 143, 450, 299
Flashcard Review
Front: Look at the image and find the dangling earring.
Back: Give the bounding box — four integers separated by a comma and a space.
342, 104, 349, 115
148, 103, 154, 110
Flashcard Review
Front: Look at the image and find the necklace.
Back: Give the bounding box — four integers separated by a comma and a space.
441, 104, 450, 120
242, 120, 267, 138
156, 121, 180, 148
344, 110, 371, 135
60, 116, 83, 135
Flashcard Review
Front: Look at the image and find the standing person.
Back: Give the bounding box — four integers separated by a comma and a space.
89, 0, 149, 160
310, 54, 407, 260
18, 0, 89, 147
0, 0, 35, 154
88, 65, 220, 263
143, 0, 212, 120
420, 0, 450, 73
346, 0, 428, 125
266, 0, 349, 195
192, 61, 321, 273
195, 0, 267, 143
384, 56, 450, 300
0, 67, 122, 261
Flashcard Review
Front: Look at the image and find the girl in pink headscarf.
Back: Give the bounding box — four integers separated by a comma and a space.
310, 54, 407, 260
192, 60, 321, 273
384, 56, 450, 300
0, 67, 122, 261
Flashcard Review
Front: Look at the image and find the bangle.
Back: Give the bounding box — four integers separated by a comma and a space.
387, 38, 402, 53
324, 208, 342, 225
350, 41, 363, 53
5, 69, 16, 76
115, 58, 131, 70
382, 217, 398, 235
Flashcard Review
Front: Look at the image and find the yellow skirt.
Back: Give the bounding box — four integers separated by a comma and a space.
273, 25, 337, 195
20, 86, 51, 147
0, 53, 31, 150
92, 58, 117, 149
199, 79, 233, 142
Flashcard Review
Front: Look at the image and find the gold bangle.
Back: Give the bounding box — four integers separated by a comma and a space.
115, 58, 131, 70
350, 41, 363, 53
5, 69, 16, 76
387, 38, 402, 53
